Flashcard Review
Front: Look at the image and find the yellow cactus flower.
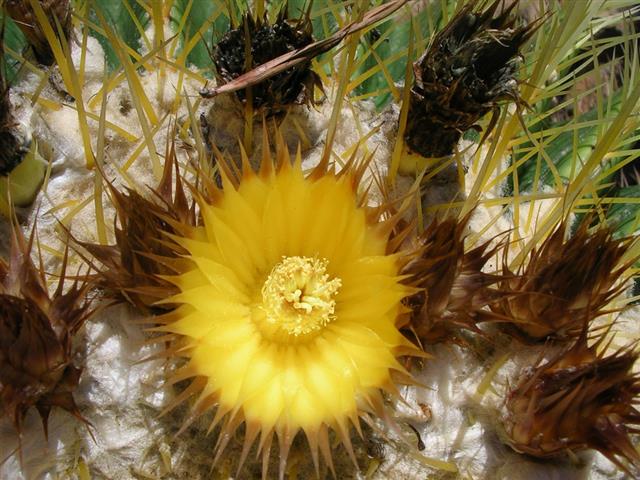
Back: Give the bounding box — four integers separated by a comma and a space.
152, 138, 422, 477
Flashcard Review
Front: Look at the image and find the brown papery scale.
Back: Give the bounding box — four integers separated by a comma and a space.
404, 0, 538, 158
0, 222, 94, 438
504, 331, 640, 475
212, 5, 320, 114
401, 214, 504, 344
4, 0, 72, 66
77, 141, 196, 312
491, 221, 635, 344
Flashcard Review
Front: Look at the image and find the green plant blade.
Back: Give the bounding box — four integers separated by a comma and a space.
605, 186, 640, 238
0, 15, 29, 82
512, 90, 623, 192
170, 0, 229, 70
88, 0, 149, 70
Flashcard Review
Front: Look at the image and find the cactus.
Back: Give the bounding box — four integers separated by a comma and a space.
0, 1, 639, 479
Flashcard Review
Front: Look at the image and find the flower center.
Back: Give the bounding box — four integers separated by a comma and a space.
260, 256, 342, 340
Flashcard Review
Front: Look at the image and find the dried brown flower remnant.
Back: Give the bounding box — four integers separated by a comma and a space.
202, 1, 407, 101
78, 143, 195, 311
492, 222, 634, 343
0, 222, 93, 436
402, 214, 503, 343
4, 0, 72, 66
404, 0, 537, 158
504, 332, 640, 475
212, 6, 320, 114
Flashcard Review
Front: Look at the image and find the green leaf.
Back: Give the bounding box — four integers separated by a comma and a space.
511, 90, 623, 192
352, 16, 406, 108
170, 0, 230, 70
605, 185, 640, 238
3, 16, 28, 54
351, 5, 435, 109
88, 0, 149, 70
287, 0, 338, 40
0, 15, 28, 82
598, 184, 640, 284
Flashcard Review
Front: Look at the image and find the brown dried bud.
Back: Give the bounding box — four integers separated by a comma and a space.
492, 222, 634, 343
212, 6, 320, 114
0, 222, 93, 437
4, 0, 71, 66
404, 0, 538, 158
402, 214, 503, 343
504, 333, 640, 475
78, 142, 195, 311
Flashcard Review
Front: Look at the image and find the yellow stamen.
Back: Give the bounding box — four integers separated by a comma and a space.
259, 256, 342, 340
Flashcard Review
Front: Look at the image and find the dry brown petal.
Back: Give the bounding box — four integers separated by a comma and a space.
4, 0, 72, 66
202, 1, 408, 102
404, 0, 540, 158
504, 332, 640, 475
492, 221, 634, 343
0, 221, 94, 437
402, 214, 505, 344
211, 5, 320, 114
77, 141, 196, 311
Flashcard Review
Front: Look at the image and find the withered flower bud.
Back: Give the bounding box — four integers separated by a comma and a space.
402, 214, 503, 344
78, 142, 196, 311
404, 0, 538, 158
492, 222, 634, 343
4, 0, 72, 66
504, 332, 640, 475
0, 222, 93, 437
212, 6, 320, 114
